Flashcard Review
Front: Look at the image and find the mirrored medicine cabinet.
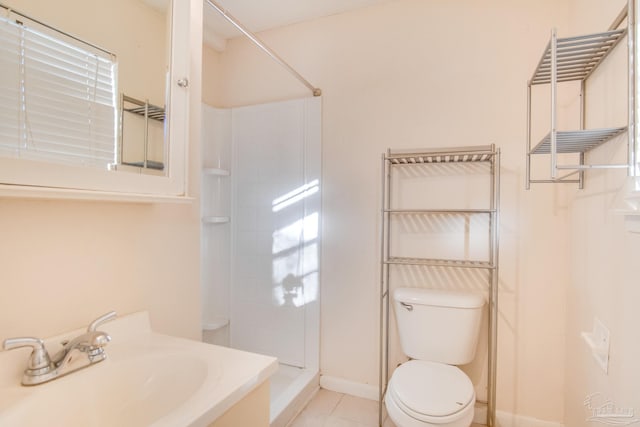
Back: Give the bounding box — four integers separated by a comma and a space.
0, 0, 191, 199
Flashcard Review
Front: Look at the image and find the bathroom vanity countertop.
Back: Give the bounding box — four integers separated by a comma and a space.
0, 312, 278, 427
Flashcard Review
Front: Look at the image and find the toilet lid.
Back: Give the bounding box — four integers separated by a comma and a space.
390, 360, 474, 418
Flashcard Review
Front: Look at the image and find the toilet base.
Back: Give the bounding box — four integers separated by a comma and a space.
385, 388, 474, 427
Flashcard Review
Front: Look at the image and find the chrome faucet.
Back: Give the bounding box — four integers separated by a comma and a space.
3, 311, 117, 386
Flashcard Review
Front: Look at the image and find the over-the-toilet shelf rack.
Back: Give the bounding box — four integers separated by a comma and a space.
526, 3, 633, 189
379, 145, 500, 427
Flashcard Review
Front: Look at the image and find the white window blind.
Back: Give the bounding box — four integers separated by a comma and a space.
0, 15, 117, 169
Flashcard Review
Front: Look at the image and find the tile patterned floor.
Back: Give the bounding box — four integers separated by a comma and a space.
287, 389, 485, 427
287, 389, 381, 427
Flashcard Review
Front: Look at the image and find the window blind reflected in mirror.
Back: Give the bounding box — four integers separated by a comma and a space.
0, 14, 117, 169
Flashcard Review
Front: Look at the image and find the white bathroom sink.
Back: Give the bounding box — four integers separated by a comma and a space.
0, 312, 278, 427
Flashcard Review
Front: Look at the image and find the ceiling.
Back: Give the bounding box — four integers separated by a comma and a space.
203, 0, 395, 51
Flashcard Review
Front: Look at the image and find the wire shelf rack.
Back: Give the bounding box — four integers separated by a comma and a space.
531, 127, 627, 154
525, 11, 631, 189
386, 145, 496, 164
530, 29, 627, 85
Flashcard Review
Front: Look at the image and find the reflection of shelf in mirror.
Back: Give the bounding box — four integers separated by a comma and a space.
122, 95, 165, 122
121, 160, 165, 171
203, 168, 230, 176
124, 105, 165, 121
202, 216, 230, 224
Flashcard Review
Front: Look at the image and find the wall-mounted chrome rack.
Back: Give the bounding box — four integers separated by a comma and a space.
379, 145, 500, 427
526, 4, 632, 189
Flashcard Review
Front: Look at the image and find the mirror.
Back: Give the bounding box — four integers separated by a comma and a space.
2, 0, 171, 176
0, 0, 190, 201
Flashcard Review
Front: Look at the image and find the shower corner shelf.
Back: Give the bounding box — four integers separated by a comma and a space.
203, 317, 229, 331
202, 216, 230, 224
203, 167, 230, 176
379, 145, 500, 427
525, 17, 632, 189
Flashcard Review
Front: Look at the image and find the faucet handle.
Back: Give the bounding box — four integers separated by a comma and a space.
3, 337, 53, 373
87, 311, 117, 332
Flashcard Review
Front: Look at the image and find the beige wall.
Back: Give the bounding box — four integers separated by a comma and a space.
204, 0, 572, 422
563, 0, 640, 425
202, 44, 224, 107
0, 199, 200, 339
0, 0, 203, 342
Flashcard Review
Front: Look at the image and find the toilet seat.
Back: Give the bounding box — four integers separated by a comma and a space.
386, 360, 475, 426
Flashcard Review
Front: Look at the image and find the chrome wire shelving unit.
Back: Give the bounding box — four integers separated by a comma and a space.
526, 6, 632, 189
379, 145, 500, 427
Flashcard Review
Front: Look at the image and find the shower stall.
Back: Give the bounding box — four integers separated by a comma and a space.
201, 97, 321, 426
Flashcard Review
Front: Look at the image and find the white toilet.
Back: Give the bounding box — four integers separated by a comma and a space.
385, 287, 485, 427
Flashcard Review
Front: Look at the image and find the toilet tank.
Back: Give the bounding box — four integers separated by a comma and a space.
393, 287, 485, 365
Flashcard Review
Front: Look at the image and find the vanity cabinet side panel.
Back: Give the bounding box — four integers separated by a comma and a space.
208, 380, 270, 427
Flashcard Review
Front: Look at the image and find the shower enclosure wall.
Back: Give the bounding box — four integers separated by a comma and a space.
201, 98, 321, 426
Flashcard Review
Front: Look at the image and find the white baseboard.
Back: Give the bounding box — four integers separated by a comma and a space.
319, 376, 564, 427
319, 375, 378, 401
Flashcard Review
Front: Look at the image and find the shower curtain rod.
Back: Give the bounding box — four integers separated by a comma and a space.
205, 0, 322, 97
